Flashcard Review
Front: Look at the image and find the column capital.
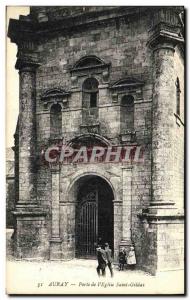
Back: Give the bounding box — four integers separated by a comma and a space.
16, 48, 40, 72
16, 56, 41, 72
121, 165, 133, 171
50, 164, 60, 173
147, 32, 184, 52
147, 7, 184, 51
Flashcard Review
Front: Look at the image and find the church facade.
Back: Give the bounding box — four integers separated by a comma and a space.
8, 6, 184, 275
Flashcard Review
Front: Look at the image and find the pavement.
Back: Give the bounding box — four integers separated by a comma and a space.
6, 229, 184, 295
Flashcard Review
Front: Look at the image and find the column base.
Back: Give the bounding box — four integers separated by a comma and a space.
145, 201, 177, 216
12, 209, 47, 260
139, 207, 184, 275
49, 238, 62, 260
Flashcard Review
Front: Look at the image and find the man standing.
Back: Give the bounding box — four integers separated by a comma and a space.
104, 242, 114, 277
96, 245, 107, 277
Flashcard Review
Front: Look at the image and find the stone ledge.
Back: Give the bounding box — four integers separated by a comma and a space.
8, 7, 151, 43
138, 212, 184, 222
49, 238, 62, 243
147, 30, 184, 50
12, 209, 47, 217
119, 132, 136, 143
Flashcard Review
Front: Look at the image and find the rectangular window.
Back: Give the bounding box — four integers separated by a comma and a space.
90, 93, 97, 108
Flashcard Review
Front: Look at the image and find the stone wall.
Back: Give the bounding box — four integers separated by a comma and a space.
156, 220, 184, 272
9, 6, 184, 274
173, 47, 184, 209
14, 216, 49, 259
141, 218, 184, 275
35, 11, 152, 140
34, 7, 153, 264
6, 148, 15, 228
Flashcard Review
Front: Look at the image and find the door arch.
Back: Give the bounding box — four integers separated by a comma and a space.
75, 175, 114, 258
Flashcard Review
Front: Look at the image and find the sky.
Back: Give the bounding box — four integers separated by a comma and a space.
6, 6, 29, 147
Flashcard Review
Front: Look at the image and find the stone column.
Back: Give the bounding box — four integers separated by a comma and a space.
12, 54, 48, 259
150, 41, 177, 215
142, 12, 184, 273
120, 166, 133, 251
50, 166, 62, 259
17, 62, 38, 207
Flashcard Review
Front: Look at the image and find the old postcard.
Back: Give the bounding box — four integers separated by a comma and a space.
6, 5, 185, 295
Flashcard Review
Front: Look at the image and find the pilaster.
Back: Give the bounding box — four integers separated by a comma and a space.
49, 165, 62, 259
120, 166, 133, 252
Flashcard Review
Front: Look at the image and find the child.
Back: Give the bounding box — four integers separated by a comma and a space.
127, 246, 136, 270
118, 247, 126, 271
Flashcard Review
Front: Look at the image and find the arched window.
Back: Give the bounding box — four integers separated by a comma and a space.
50, 103, 62, 138
82, 78, 99, 124
120, 95, 134, 133
176, 77, 181, 116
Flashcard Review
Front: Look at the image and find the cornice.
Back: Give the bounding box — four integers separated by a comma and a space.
8, 7, 150, 44
147, 7, 184, 50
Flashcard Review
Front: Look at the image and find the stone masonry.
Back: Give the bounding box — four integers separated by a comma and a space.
8, 6, 184, 275
6, 147, 15, 228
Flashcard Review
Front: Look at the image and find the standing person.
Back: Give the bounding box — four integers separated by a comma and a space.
96, 245, 107, 277
127, 246, 136, 270
104, 242, 114, 277
118, 247, 126, 271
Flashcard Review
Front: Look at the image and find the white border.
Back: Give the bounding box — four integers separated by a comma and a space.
1, 1, 189, 300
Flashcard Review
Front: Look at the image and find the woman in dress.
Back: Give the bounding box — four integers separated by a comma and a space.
127, 246, 136, 270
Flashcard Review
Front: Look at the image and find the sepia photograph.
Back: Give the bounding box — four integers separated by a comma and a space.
5, 4, 185, 295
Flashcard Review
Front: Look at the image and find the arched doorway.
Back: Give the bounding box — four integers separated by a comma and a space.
75, 175, 114, 258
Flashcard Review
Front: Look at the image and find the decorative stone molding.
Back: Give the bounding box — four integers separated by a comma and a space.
147, 8, 184, 50
110, 78, 144, 103
12, 202, 47, 217
8, 7, 156, 42
41, 88, 70, 100
80, 123, 100, 135
147, 32, 183, 51
119, 131, 136, 143
67, 133, 111, 147
70, 55, 111, 84
13, 37, 40, 71
16, 55, 41, 72
139, 210, 184, 221
110, 78, 144, 91
41, 88, 71, 110
13, 209, 47, 216
71, 55, 110, 72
